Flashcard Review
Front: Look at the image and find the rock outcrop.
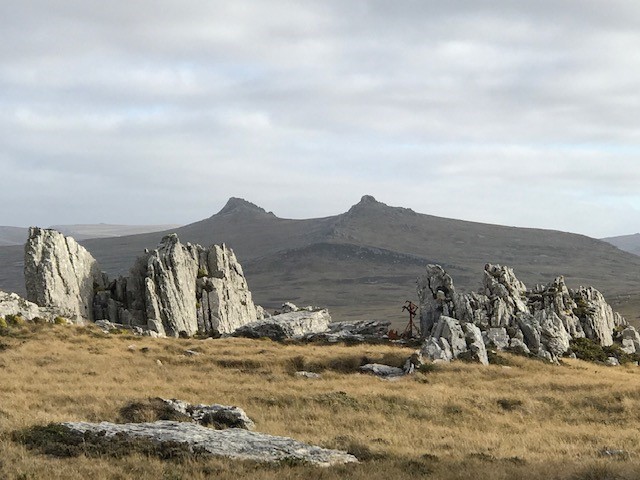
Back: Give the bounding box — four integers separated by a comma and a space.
0, 290, 56, 321
233, 309, 332, 340
60, 421, 358, 466
24, 228, 104, 322
94, 234, 258, 337
416, 264, 627, 364
23, 228, 258, 337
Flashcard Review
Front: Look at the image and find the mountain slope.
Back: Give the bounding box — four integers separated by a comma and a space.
1, 196, 639, 325
603, 233, 640, 256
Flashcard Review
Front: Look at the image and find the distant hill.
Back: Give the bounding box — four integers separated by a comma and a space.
1, 196, 639, 325
602, 233, 640, 256
0, 227, 29, 247
0, 223, 181, 246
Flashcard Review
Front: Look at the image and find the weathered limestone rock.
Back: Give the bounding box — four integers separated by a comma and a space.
432, 316, 467, 358
61, 421, 358, 466
535, 310, 572, 358
360, 363, 405, 378
159, 399, 255, 430
24, 228, 104, 322
417, 265, 457, 335
233, 309, 331, 340
508, 338, 530, 354
413, 263, 627, 366
143, 235, 200, 337
621, 326, 640, 354
281, 302, 299, 313
480, 264, 528, 327
0, 290, 56, 321
572, 287, 622, 347
94, 235, 257, 337
305, 319, 391, 343
484, 327, 510, 350
420, 337, 453, 362
606, 357, 620, 366
462, 323, 489, 365
529, 277, 584, 338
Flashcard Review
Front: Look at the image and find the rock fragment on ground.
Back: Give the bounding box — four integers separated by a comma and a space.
233, 309, 332, 340
60, 421, 358, 466
360, 363, 405, 378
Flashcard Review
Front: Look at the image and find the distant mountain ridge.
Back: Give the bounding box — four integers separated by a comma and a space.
1, 196, 639, 324
602, 233, 640, 256
0, 223, 182, 246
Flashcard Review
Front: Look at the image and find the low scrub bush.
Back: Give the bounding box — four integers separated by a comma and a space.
5, 314, 26, 327
14, 424, 201, 461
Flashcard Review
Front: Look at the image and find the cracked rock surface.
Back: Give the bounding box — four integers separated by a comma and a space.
61, 421, 358, 466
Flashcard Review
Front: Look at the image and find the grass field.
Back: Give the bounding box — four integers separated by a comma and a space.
1, 322, 639, 480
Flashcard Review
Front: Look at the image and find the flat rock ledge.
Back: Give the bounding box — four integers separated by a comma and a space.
61, 421, 358, 466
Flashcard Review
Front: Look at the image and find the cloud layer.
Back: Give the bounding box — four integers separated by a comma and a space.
2, 1, 640, 237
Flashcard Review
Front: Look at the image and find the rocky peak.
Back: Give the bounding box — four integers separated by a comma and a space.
217, 197, 269, 216
346, 195, 416, 217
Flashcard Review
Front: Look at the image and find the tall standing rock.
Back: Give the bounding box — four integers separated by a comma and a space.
24, 228, 104, 322
196, 244, 258, 335
143, 235, 200, 337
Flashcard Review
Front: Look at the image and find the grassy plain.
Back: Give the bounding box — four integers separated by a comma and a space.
1, 323, 639, 480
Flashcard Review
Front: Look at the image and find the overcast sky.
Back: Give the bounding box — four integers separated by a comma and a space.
2, 1, 640, 237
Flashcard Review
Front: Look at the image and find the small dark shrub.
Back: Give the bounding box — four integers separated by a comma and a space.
5, 314, 26, 327
330, 435, 383, 461
119, 398, 192, 423
570, 338, 608, 363
497, 398, 523, 411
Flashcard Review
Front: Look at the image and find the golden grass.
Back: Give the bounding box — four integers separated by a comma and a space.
1, 323, 640, 479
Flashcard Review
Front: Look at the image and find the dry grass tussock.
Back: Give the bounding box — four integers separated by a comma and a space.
0, 323, 639, 480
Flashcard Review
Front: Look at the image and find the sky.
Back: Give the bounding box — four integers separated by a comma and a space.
2, 1, 640, 238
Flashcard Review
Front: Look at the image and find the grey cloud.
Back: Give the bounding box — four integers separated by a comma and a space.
1, 1, 640, 236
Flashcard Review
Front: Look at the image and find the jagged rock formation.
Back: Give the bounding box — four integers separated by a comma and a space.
233, 309, 332, 340
94, 234, 258, 337
60, 421, 357, 466
23, 228, 258, 337
24, 228, 105, 322
416, 264, 627, 363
